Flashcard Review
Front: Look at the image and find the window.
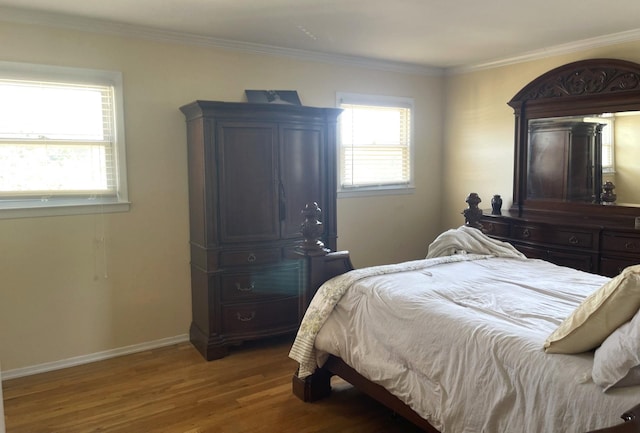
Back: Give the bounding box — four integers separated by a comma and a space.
0, 61, 129, 218
601, 116, 615, 174
584, 114, 615, 173
337, 93, 414, 196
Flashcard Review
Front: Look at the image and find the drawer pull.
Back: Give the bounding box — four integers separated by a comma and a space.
247, 253, 257, 263
522, 229, 530, 238
236, 311, 256, 322
235, 281, 255, 292
568, 236, 579, 245
625, 242, 637, 250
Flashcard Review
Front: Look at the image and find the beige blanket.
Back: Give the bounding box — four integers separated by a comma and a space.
426, 225, 525, 259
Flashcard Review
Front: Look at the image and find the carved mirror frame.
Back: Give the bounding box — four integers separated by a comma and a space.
508, 58, 640, 218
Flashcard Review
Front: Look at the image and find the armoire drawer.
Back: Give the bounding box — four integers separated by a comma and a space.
220, 265, 301, 301
219, 248, 281, 267
221, 297, 299, 334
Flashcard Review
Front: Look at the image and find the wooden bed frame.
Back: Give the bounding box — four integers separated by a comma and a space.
291, 199, 640, 433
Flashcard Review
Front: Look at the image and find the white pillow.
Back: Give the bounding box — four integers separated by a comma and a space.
592, 310, 640, 391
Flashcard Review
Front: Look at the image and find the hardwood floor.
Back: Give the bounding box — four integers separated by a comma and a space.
3, 335, 424, 432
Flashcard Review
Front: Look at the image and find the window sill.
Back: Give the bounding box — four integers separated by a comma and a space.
0, 199, 131, 219
338, 185, 415, 198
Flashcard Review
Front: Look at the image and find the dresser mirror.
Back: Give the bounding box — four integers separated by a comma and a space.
527, 111, 640, 205
508, 58, 640, 217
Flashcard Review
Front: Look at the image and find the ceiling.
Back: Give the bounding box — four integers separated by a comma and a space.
2, 0, 640, 71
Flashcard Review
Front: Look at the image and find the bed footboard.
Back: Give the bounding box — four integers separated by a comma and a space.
291, 202, 355, 400
296, 202, 354, 308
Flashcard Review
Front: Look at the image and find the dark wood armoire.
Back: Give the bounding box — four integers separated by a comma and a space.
527, 119, 603, 203
180, 100, 342, 360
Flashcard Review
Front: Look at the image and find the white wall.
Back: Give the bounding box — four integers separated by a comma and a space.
0, 19, 444, 371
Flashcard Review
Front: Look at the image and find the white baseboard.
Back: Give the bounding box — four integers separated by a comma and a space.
1, 334, 190, 381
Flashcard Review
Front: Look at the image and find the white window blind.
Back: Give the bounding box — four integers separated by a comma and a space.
600, 116, 614, 173
0, 61, 129, 218
338, 93, 413, 194
0, 81, 116, 195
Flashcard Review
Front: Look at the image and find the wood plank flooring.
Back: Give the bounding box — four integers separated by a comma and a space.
2, 335, 424, 432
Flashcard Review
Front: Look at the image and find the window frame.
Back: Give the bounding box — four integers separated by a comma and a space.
0, 61, 129, 219
601, 116, 615, 174
336, 92, 415, 197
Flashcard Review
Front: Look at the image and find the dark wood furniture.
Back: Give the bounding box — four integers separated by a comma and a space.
180, 101, 341, 360
480, 212, 640, 276
482, 58, 640, 276
527, 119, 603, 202
293, 197, 640, 433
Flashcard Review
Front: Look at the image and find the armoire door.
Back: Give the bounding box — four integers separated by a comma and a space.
527, 120, 603, 202
217, 122, 280, 243
279, 123, 326, 240
527, 126, 569, 200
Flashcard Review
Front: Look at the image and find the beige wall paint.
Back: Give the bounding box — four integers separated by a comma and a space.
441, 42, 640, 232
0, 21, 443, 370
337, 89, 444, 267
611, 115, 640, 204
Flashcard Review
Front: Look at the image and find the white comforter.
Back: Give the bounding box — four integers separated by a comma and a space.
289, 227, 640, 432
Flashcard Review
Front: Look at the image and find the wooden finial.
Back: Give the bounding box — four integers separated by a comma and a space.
299, 202, 328, 255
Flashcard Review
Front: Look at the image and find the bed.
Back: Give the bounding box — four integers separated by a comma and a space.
289, 200, 640, 433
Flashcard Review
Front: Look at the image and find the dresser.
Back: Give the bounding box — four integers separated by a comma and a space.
480, 212, 640, 277
180, 101, 342, 360
480, 58, 640, 280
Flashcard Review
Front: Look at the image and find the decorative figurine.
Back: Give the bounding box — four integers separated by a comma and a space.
601, 181, 617, 205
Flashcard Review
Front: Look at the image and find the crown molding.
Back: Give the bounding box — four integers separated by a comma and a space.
4, 5, 639, 78
0, 6, 443, 76
448, 28, 640, 75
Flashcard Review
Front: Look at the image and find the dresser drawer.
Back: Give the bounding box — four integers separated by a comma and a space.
513, 244, 547, 260
552, 229, 594, 249
220, 264, 301, 301
512, 224, 546, 243
600, 256, 640, 277
219, 248, 281, 267
601, 231, 640, 255
512, 224, 594, 249
481, 219, 510, 237
221, 297, 299, 334
514, 243, 596, 273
